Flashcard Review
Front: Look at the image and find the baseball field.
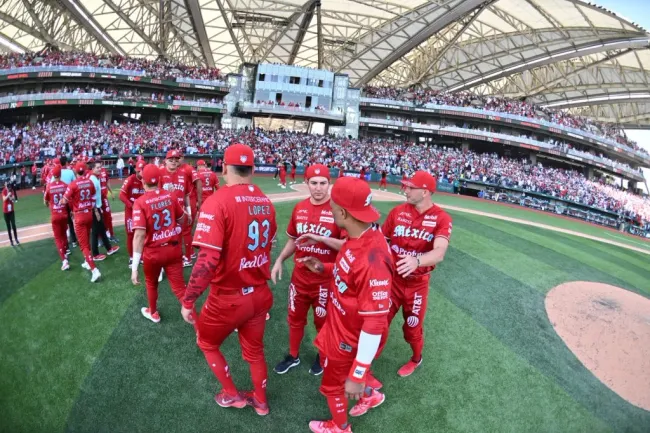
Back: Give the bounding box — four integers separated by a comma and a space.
1, 176, 649, 433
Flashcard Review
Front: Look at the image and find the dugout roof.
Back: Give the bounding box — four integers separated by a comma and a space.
1, 0, 650, 126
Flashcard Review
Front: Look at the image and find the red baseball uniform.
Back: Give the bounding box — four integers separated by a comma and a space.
119, 174, 145, 257
184, 183, 277, 406
99, 168, 114, 237
158, 167, 192, 259
285, 198, 343, 358
64, 177, 97, 270
380, 171, 387, 189
314, 225, 393, 400
279, 165, 287, 186
44, 180, 69, 260
359, 167, 366, 181
290, 164, 296, 182
380, 202, 452, 358
197, 167, 219, 201
400, 174, 408, 192
181, 163, 200, 214
132, 189, 186, 315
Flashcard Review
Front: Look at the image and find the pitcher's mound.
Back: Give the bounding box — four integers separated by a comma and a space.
545, 282, 650, 411
290, 183, 405, 202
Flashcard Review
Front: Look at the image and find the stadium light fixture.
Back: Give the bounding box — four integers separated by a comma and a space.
0, 34, 25, 54
542, 93, 650, 108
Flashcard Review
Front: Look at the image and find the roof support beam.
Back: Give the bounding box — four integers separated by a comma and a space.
445, 37, 650, 93
20, 0, 57, 46
58, 0, 122, 54
258, 0, 317, 63
340, 0, 486, 87
0, 31, 27, 52
101, 0, 164, 56
184, 0, 215, 66
288, 0, 317, 64
316, 0, 323, 68
0, 9, 52, 48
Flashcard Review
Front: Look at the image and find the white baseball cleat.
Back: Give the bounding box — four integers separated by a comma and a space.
91, 268, 101, 283
82, 261, 91, 271
61, 259, 70, 271
158, 269, 164, 282
141, 307, 161, 323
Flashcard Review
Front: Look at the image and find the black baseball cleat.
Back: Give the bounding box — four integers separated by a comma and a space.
309, 354, 323, 376
273, 354, 300, 374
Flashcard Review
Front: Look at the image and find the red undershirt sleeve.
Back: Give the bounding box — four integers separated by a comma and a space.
183, 247, 221, 309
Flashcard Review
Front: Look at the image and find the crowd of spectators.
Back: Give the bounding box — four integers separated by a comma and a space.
0, 50, 225, 82
0, 120, 647, 224
363, 86, 648, 156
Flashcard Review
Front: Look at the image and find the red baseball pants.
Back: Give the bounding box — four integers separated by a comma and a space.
73, 213, 96, 270
51, 216, 69, 261
143, 244, 185, 314
383, 276, 429, 361
287, 281, 328, 358
380, 179, 387, 188
125, 214, 134, 258
319, 356, 354, 428
197, 285, 273, 404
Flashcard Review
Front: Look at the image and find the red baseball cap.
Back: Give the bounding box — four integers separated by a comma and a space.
331, 177, 380, 223
224, 143, 254, 167
135, 161, 145, 172
305, 164, 330, 180
142, 164, 160, 185
166, 149, 181, 159
401, 170, 436, 193
51, 165, 62, 177
197, 159, 206, 166
74, 162, 88, 174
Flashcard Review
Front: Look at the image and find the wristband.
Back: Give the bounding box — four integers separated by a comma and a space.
348, 360, 371, 383
132, 252, 142, 268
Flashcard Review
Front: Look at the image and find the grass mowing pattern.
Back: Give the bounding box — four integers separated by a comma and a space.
1, 201, 649, 433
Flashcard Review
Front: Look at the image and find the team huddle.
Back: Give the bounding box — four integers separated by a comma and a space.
40, 144, 452, 433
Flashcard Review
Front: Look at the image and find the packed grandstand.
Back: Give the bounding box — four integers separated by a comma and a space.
1, 118, 649, 226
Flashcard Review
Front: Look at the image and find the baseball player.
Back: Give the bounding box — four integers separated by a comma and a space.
130, 164, 189, 323
181, 143, 277, 416
44, 165, 70, 270
299, 177, 393, 433
278, 162, 287, 189
271, 164, 344, 376
196, 159, 219, 201
290, 162, 297, 184
61, 162, 101, 283
379, 170, 388, 191
158, 150, 193, 267
378, 170, 452, 378
119, 161, 146, 267
98, 161, 116, 242
179, 155, 202, 258
399, 172, 408, 194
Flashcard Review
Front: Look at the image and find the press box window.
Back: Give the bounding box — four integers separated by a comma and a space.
289, 76, 301, 85
258, 73, 265, 81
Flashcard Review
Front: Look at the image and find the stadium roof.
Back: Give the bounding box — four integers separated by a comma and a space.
1, 0, 650, 126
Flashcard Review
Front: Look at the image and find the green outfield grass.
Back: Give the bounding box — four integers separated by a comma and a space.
1, 187, 649, 433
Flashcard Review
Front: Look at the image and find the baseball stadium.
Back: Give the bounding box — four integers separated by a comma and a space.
1, 0, 650, 432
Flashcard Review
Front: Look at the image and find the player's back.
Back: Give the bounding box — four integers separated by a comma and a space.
133, 189, 183, 249
198, 169, 218, 198
67, 177, 95, 213
46, 181, 68, 216
195, 184, 277, 289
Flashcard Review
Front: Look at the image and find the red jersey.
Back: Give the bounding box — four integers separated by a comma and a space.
180, 163, 200, 201
158, 167, 191, 205
2, 187, 14, 213
63, 177, 96, 213
197, 168, 219, 200
381, 203, 452, 280
99, 168, 109, 198
119, 174, 145, 215
132, 190, 184, 248
44, 180, 69, 219
192, 184, 277, 289
286, 198, 343, 287
291, 165, 296, 175
314, 226, 393, 360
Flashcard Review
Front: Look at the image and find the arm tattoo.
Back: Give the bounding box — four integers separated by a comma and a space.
184, 250, 220, 305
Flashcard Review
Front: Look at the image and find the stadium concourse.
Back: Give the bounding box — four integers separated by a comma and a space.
1, 120, 650, 226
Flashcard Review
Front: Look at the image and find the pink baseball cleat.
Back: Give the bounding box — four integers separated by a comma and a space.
349, 389, 385, 417
309, 420, 352, 433
214, 391, 246, 409
397, 358, 423, 377
241, 391, 269, 416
